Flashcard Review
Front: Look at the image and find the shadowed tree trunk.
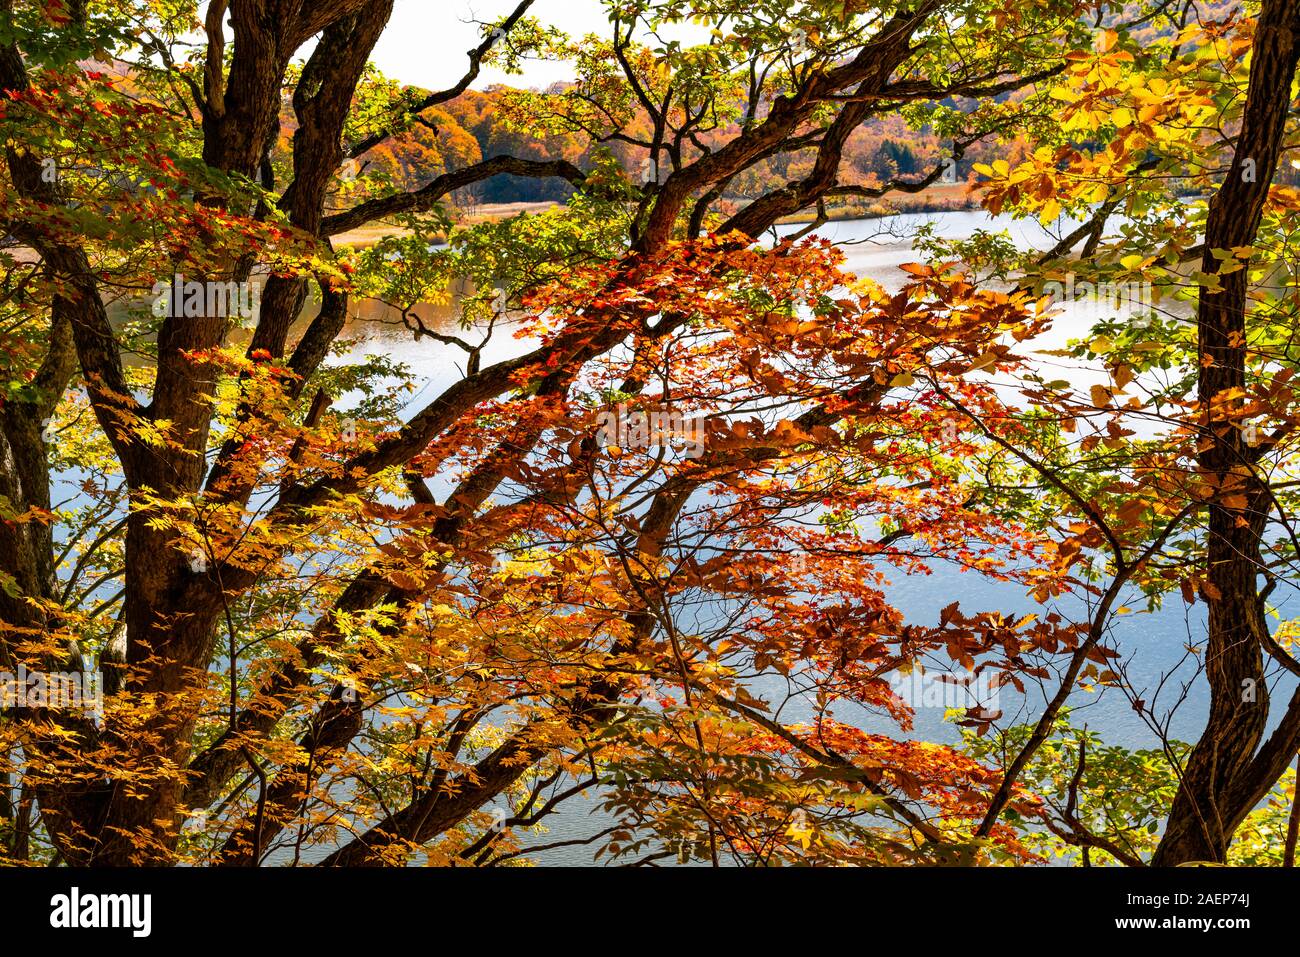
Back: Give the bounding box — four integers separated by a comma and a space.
1153, 0, 1300, 866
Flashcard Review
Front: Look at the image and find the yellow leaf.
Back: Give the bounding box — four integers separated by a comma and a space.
785, 815, 814, 850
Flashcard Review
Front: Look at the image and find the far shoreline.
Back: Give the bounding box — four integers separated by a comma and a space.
330, 182, 983, 248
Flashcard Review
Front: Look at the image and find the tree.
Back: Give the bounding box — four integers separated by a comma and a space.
954, 0, 1300, 864
0, 0, 1094, 866
1153, 0, 1300, 864
7, 0, 1288, 870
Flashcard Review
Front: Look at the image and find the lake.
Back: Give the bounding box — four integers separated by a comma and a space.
324, 209, 1298, 864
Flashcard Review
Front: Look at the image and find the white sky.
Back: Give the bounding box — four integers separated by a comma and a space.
370, 0, 611, 90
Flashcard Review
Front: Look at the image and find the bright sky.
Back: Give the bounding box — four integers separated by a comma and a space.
370, 0, 611, 91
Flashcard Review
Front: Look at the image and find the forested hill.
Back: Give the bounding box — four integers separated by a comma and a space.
326, 83, 1016, 212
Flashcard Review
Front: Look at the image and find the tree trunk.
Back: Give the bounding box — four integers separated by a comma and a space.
1154, 0, 1300, 865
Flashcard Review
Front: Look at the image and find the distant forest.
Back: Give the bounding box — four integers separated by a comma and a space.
313, 83, 1019, 213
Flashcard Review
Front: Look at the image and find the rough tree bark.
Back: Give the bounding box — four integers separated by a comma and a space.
1153, 0, 1300, 866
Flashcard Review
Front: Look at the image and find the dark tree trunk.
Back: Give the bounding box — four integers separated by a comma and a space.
1154, 0, 1300, 865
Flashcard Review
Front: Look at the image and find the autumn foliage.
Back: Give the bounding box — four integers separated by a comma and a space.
2, 0, 1300, 868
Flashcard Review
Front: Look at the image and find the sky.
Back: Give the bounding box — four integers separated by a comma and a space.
369, 0, 612, 91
